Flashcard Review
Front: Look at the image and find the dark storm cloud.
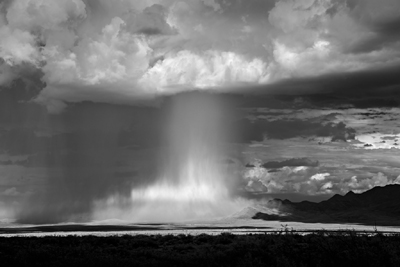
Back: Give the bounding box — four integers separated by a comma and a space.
0, 0, 399, 111
375, 18, 400, 37
236, 118, 356, 142
0, 128, 45, 156
0, 78, 48, 161
0, 71, 162, 223
348, 18, 400, 54
137, 27, 163, 35
0, 158, 28, 166
16, 101, 162, 223
13, 91, 243, 223
338, 0, 400, 53
244, 62, 400, 108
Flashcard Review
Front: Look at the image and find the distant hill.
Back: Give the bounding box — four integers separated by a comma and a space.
253, 184, 400, 226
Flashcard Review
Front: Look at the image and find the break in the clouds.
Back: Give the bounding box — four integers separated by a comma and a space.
0, 0, 400, 112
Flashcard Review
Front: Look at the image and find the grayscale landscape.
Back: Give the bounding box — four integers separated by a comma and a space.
0, 0, 400, 266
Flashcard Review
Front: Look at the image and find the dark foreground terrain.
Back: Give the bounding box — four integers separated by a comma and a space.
1, 231, 400, 267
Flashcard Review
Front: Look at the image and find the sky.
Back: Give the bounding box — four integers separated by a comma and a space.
0, 0, 400, 223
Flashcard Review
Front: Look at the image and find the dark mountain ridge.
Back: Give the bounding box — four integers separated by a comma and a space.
254, 184, 400, 226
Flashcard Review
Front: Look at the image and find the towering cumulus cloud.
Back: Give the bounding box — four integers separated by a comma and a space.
1, 0, 270, 113
0, 0, 398, 111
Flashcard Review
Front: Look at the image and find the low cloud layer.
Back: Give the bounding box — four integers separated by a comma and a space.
0, 0, 399, 111
243, 159, 400, 196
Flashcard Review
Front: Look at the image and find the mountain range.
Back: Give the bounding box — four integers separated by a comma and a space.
253, 185, 400, 226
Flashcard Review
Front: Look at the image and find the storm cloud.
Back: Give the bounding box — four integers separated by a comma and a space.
0, 0, 397, 112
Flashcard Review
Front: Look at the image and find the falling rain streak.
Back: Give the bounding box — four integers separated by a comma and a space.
125, 93, 244, 222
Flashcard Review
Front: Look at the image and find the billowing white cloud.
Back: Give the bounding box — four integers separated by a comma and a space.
140, 50, 270, 91
0, 0, 399, 111
243, 160, 400, 196
0, 26, 39, 66
243, 162, 324, 194
49, 17, 151, 85
310, 173, 330, 181
347, 173, 394, 193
